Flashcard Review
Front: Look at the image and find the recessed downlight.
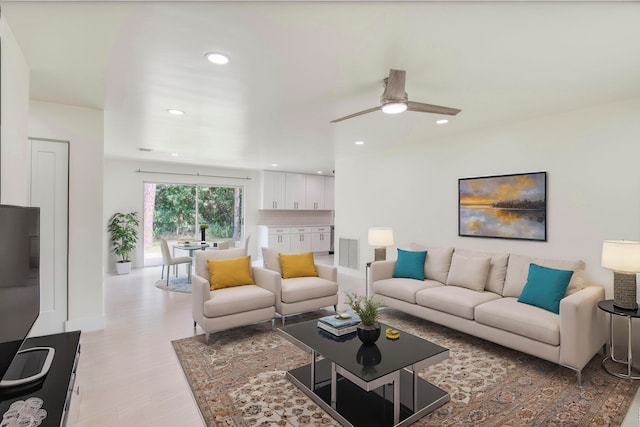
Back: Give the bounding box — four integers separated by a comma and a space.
205, 52, 230, 65
271, 163, 278, 167
170, 153, 179, 157
436, 119, 449, 125
355, 141, 365, 145
317, 171, 323, 174
167, 109, 185, 115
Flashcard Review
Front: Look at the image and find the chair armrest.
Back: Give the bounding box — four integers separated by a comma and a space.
192, 274, 211, 322
559, 285, 607, 371
316, 264, 337, 282
252, 267, 282, 311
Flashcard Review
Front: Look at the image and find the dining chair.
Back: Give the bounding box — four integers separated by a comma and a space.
159, 238, 193, 285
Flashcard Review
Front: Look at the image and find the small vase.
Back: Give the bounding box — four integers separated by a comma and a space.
357, 322, 381, 345
200, 228, 206, 242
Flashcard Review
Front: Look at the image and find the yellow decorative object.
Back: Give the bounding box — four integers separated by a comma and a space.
279, 252, 318, 279
207, 256, 254, 290
385, 328, 400, 340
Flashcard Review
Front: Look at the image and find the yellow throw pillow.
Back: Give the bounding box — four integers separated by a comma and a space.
207, 256, 254, 290
279, 252, 318, 279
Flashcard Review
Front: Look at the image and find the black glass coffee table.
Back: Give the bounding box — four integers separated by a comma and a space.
278, 320, 450, 427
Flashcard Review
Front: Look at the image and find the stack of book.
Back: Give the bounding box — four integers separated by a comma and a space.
317, 312, 361, 336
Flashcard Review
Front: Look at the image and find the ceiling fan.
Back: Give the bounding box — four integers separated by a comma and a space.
331, 69, 461, 123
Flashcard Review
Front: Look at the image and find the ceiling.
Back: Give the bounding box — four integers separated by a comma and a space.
2, 1, 640, 175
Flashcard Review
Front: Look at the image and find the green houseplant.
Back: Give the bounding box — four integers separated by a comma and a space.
108, 211, 140, 274
345, 293, 383, 344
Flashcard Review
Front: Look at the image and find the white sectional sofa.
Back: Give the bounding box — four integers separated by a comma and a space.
369, 245, 607, 383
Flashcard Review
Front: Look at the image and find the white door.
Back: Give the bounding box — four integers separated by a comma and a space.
29, 139, 69, 336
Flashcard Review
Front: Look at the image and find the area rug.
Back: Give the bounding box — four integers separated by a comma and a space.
154, 276, 191, 293
172, 309, 638, 427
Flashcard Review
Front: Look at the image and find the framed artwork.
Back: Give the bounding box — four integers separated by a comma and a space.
458, 171, 546, 241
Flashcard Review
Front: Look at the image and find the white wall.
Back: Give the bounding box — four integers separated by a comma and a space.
334, 96, 640, 297
29, 100, 105, 332
103, 158, 260, 271
0, 14, 30, 205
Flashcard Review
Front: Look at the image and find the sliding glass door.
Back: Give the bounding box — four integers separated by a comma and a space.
143, 183, 243, 266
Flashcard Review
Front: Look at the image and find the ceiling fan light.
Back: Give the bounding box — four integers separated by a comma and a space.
381, 102, 407, 115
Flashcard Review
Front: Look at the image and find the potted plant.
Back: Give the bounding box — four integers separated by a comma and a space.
108, 211, 140, 274
199, 223, 208, 242
345, 293, 383, 344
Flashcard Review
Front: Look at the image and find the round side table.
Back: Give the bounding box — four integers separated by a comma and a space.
597, 300, 640, 380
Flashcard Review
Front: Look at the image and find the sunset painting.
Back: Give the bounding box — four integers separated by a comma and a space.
458, 172, 546, 241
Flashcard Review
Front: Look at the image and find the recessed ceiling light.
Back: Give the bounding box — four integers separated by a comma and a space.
167, 109, 185, 115
205, 52, 230, 65
170, 153, 179, 157
436, 119, 449, 125
355, 141, 365, 145
271, 163, 278, 167
317, 171, 323, 174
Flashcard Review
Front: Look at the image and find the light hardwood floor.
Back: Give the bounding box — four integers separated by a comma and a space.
68, 262, 640, 427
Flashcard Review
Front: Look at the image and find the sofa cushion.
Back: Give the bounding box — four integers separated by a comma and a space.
262, 247, 282, 276
454, 249, 509, 295
416, 286, 501, 320
393, 249, 427, 280
207, 256, 254, 290
279, 252, 318, 279
281, 277, 338, 304
475, 298, 560, 346
446, 253, 491, 291
517, 264, 573, 314
195, 247, 248, 279
503, 254, 585, 298
406, 243, 454, 283
204, 284, 275, 318
373, 278, 442, 304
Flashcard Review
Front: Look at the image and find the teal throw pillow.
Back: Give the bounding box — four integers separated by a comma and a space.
393, 249, 427, 280
517, 263, 574, 314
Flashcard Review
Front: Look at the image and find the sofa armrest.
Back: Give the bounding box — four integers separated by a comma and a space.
369, 260, 396, 296
316, 263, 337, 282
252, 266, 282, 311
559, 285, 607, 372
192, 274, 211, 323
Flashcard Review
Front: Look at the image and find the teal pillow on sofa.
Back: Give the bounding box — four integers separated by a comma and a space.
517, 263, 574, 314
393, 249, 427, 280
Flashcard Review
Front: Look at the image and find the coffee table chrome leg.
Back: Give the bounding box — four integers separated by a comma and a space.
310, 351, 316, 391
392, 371, 400, 425
413, 367, 418, 412
628, 316, 633, 378
331, 362, 337, 410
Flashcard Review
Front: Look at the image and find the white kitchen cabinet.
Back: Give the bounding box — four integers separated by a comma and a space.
261, 171, 286, 209
311, 226, 331, 252
285, 173, 307, 209
258, 226, 291, 252
324, 176, 335, 211
305, 175, 325, 210
289, 227, 312, 253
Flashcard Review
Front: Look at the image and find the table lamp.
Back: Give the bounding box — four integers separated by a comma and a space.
368, 227, 394, 261
602, 240, 640, 310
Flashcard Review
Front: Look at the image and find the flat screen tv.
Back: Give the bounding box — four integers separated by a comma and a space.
0, 205, 52, 389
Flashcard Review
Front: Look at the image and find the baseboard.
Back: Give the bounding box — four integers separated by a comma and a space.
65, 316, 106, 332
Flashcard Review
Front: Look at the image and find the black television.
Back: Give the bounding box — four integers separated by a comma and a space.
0, 205, 53, 389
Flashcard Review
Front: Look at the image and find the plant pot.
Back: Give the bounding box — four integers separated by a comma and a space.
357, 322, 381, 345
115, 261, 132, 275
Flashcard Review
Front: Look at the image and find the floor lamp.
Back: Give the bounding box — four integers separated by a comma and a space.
602, 240, 640, 310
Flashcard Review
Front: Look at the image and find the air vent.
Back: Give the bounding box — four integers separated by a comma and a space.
338, 238, 359, 269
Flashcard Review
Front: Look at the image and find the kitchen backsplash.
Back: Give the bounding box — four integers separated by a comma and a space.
257, 209, 334, 226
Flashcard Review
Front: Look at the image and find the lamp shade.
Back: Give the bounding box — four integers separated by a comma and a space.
368, 227, 394, 247
602, 240, 640, 273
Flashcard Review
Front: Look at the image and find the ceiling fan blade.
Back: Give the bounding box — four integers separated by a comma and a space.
381, 69, 407, 100
407, 101, 461, 116
330, 106, 381, 123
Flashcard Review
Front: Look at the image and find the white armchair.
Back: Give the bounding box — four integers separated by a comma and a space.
192, 247, 276, 344
255, 248, 339, 325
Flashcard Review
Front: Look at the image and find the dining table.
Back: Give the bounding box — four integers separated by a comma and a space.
172, 242, 210, 258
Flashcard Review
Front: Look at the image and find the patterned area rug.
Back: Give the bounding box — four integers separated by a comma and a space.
172, 309, 638, 426
154, 276, 192, 293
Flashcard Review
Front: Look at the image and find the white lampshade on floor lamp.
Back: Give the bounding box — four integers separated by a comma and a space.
602, 240, 640, 310
368, 227, 394, 261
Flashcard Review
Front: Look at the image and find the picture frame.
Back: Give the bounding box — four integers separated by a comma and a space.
458, 171, 547, 241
